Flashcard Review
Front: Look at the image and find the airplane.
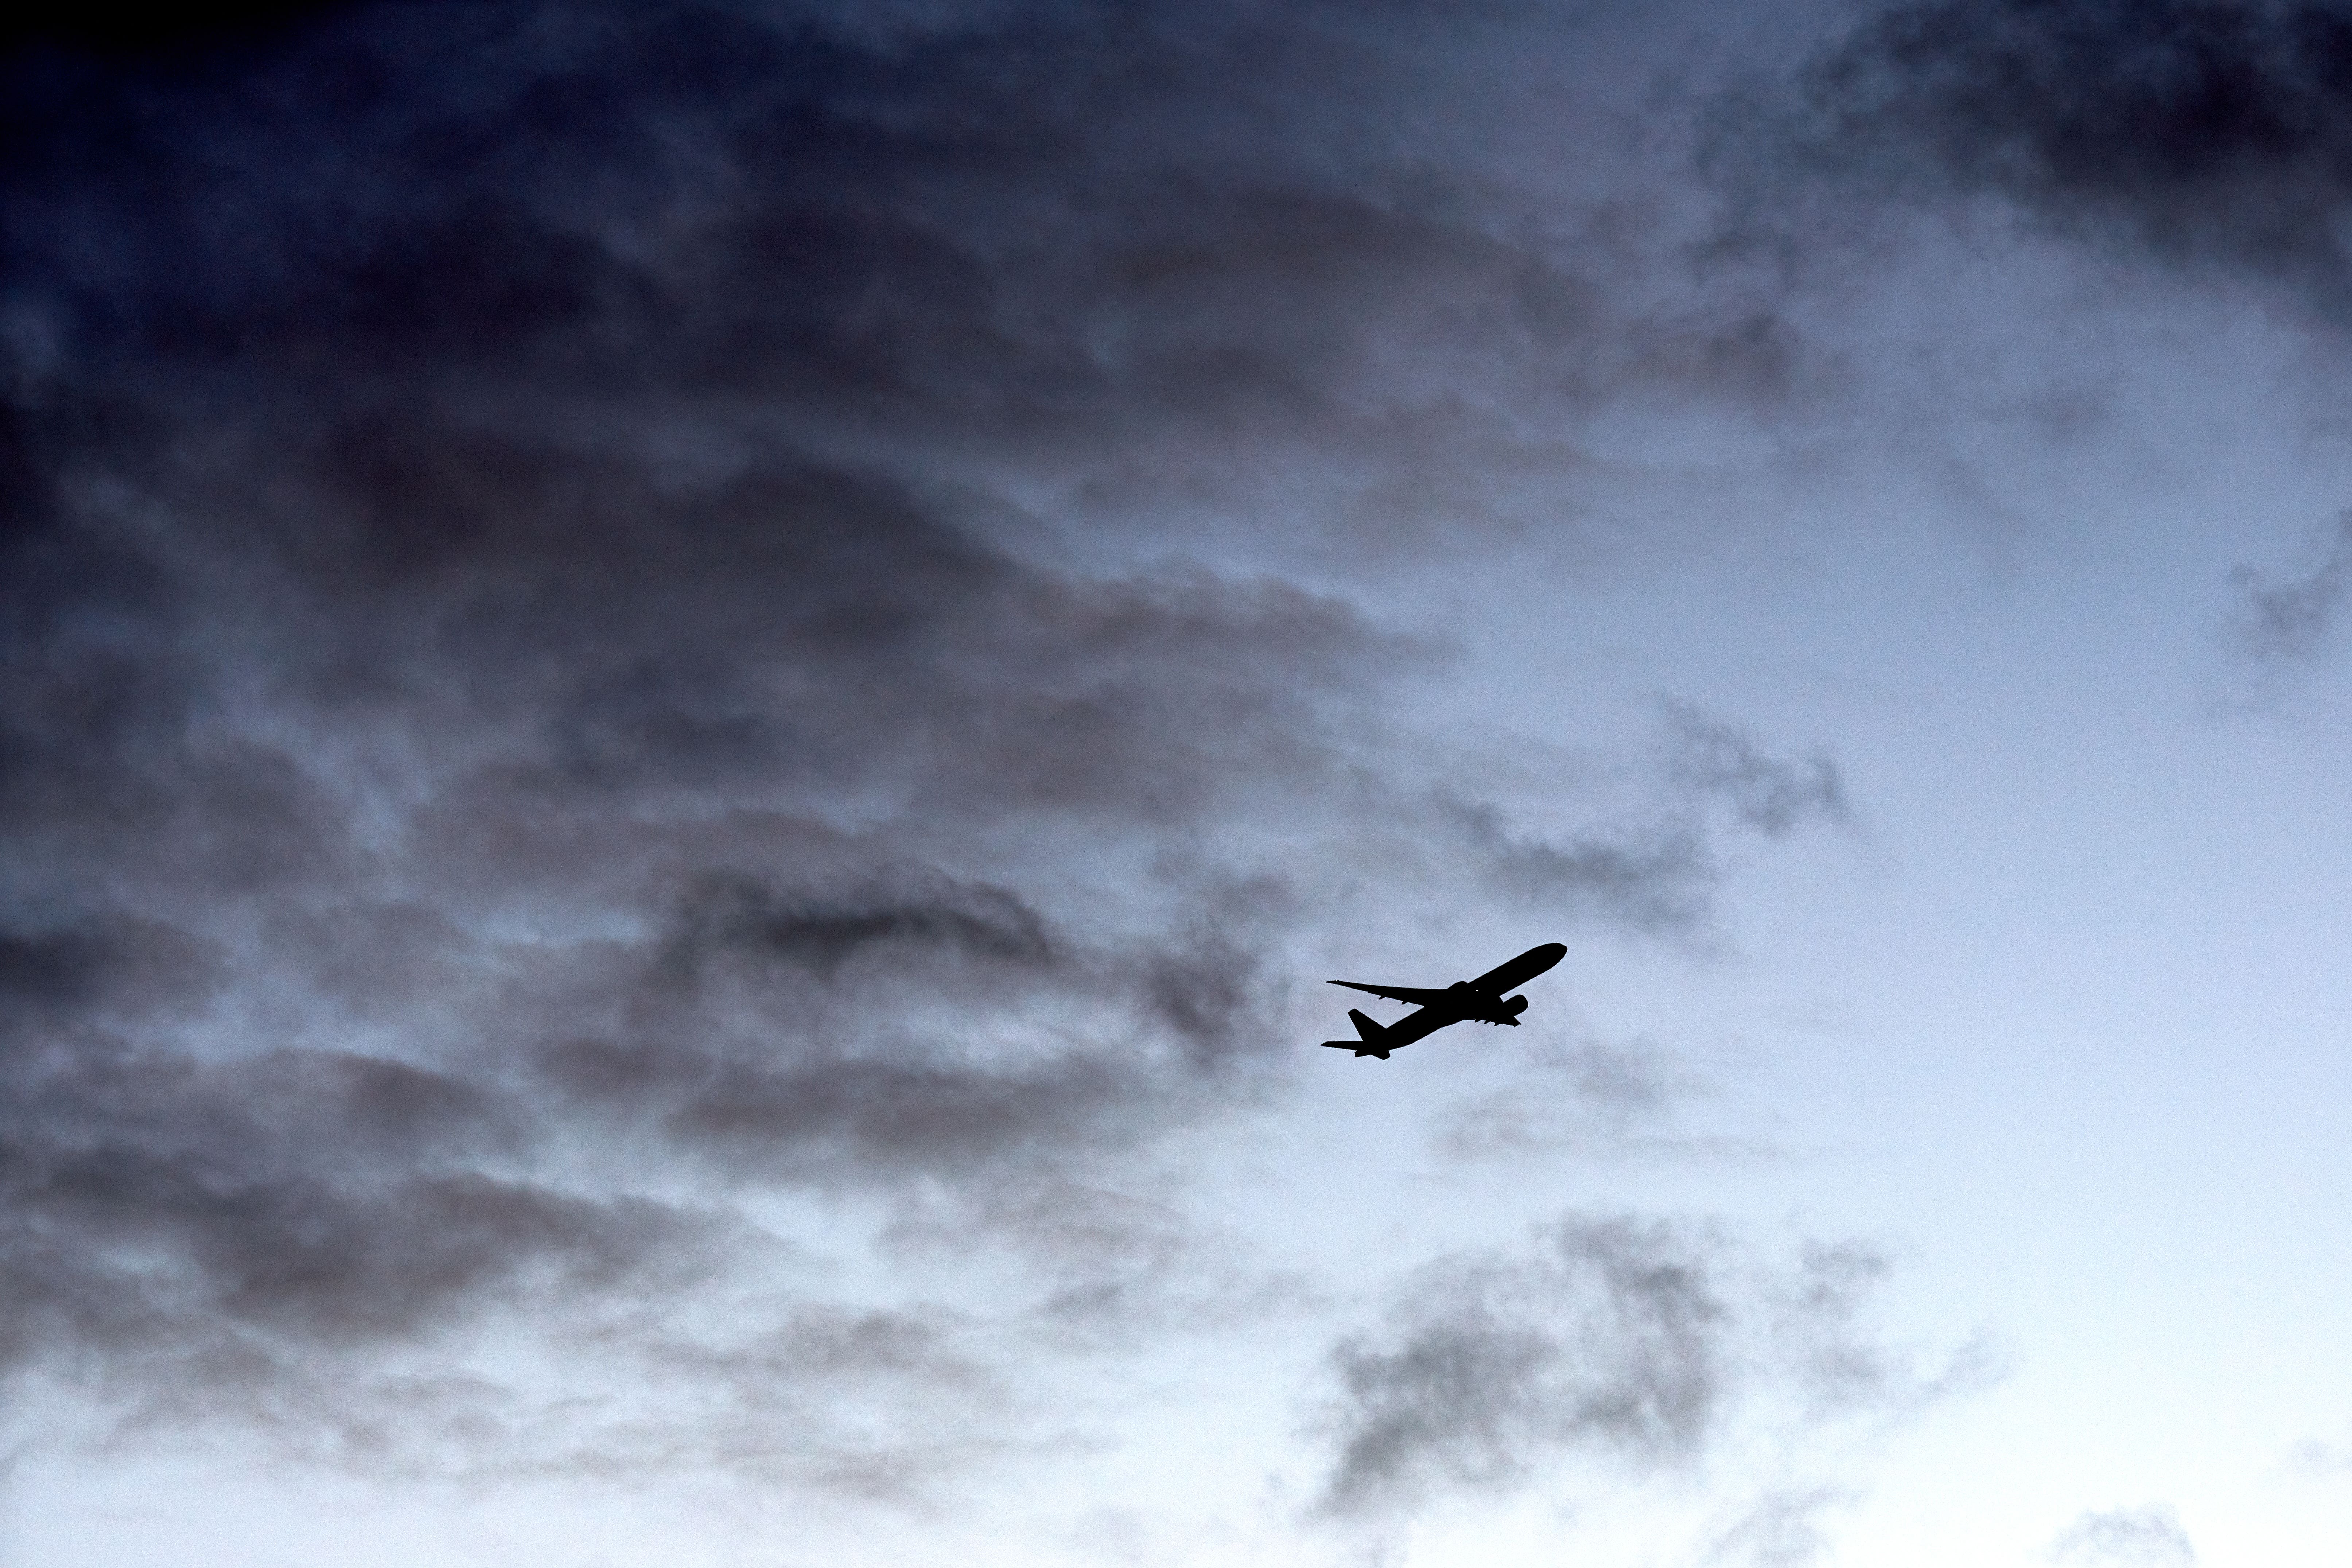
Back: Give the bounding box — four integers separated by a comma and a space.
1319, 942, 1565, 1059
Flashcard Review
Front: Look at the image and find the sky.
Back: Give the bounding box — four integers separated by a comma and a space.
7, 1, 2352, 1564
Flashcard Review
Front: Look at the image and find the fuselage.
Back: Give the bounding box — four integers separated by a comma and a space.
1443, 942, 1565, 1022
1472, 941, 1568, 995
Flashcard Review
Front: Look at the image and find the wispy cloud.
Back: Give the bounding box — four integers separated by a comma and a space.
2048, 1504, 2197, 1565
1311, 1214, 1994, 1520
1662, 699, 1851, 838
2229, 509, 2352, 665
1430, 1034, 1773, 1164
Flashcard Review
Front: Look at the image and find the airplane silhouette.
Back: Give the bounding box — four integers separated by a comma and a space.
1319, 942, 1565, 1059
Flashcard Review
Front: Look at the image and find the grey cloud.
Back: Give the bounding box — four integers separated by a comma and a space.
1139, 882, 1292, 1074
1433, 1038, 1684, 1160
0, 481, 1342, 1468
524, 868, 1296, 1188
0, 0, 1855, 1480
0, 1020, 726, 1386
1313, 1216, 1957, 1519
2048, 1505, 2197, 1565
1761, 0, 2352, 317
1438, 703, 1852, 939
660, 873, 1056, 982
1444, 795, 1719, 936
564, 1302, 1018, 1498
4, 403, 1350, 1403
1432, 1037, 1769, 1163
1663, 700, 1851, 837
0, 4, 1627, 449
532, 1034, 1147, 1185
189, 1297, 1023, 1492
1321, 1218, 1724, 1512
883, 1177, 1315, 1347
2229, 509, 2352, 663
0, 916, 221, 1018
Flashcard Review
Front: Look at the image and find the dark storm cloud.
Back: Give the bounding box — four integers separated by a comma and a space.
0, 3, 341, 58
0, 0, 1858, 1481
0, 1, 1604, 449
0, 0, 1470, 1452
0, 0, 1447, 1450
1313, 1216, 1966, 1519
1759, 0, 2352, 316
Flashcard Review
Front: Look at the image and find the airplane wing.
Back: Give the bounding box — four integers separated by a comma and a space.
1327, 980, 1457, 1005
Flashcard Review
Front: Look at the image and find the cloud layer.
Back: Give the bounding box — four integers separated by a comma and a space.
1765, 0, 2352, 317
0, 0, 1884, 1525
1315, 1214, 1976, 1520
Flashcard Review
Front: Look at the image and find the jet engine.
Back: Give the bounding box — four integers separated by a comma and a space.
1501, 994, 1528, 1018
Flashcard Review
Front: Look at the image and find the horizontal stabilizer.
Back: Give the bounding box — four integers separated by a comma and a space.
1319, 1040, 1392, 1059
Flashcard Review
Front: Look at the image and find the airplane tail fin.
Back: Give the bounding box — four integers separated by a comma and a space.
1316, 1009, 1393, 1059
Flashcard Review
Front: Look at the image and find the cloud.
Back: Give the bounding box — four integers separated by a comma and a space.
1312, 1215, 1980, 1520
2048, 1504, 2197, 1566
547, 1301, 1025, 1498
1319, 1218, 1724, 1513
0, 0, 1868, 1494
1663, 700, 1851, 838
1435, 702, 1853, 943
1700, 1486, 1854, 1568
1430, 1035, 1770, 1164
0, 992, 733, 1402
1757, 0, 2352, 317
1, 0, 1439, 1462
1445, 795, 1720, 936
1, 4, 341, 58
2229, 508, 2352, 664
